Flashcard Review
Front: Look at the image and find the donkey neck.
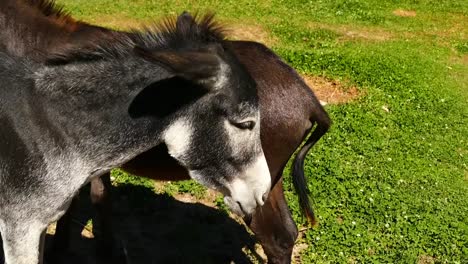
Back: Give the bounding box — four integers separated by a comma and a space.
30, 57, 174, 168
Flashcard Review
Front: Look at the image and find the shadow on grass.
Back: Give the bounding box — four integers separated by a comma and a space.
1, 184, 257, 264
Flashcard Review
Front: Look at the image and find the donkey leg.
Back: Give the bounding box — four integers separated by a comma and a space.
47, 196, 79, 263
0, 221, 47, 264
248, 177, 298, 264
90, 174, 122, 263
39, 231, 46, 263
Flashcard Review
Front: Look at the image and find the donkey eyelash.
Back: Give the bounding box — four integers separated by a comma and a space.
231, 120, 255, 130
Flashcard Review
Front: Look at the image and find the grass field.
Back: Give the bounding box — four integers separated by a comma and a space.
56, 0, 467, 263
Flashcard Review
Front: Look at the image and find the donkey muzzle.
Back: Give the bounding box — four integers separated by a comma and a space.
224, 153, 271, 216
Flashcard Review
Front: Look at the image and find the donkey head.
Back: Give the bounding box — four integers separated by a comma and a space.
134, 13, 271, 216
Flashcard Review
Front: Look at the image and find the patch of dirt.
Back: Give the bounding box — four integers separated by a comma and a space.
309, 22, 394, 42
172, 189, 219, 208
244, 243, 268, 263
459, 55, 468, 65
302, 75, 361, 104
393, 9, 417, 17
227, 23, 276, 46
449, 54, 468, 66
81, 223, 94, 239
418, 255, 436, 264
348, 256, 358, 264
337, 215, 344, 224
341, 29, 391, 41
292, 243, 308, 264
46, 222, 56, 235
433, 14, 468, 39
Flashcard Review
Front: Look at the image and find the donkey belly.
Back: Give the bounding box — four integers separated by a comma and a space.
121, 144, 190, 181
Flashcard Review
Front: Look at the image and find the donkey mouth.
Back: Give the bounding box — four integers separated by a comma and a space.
224, 196, 247, 216
223, 194, 266, 217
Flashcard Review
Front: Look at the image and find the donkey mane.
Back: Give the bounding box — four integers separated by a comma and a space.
46, 11, 227, 64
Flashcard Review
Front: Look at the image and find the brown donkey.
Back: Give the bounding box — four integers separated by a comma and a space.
1, 1, 331, 263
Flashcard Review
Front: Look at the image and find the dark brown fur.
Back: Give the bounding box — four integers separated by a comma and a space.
1, 1, 331, 263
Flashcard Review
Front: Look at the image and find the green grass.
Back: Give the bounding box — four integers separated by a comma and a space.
58, 0, 468, 262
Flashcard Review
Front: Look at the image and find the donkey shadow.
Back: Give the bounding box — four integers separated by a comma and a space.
0, 184, 258, 264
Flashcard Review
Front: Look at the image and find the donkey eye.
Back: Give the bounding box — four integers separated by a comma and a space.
232, 120, 255, 130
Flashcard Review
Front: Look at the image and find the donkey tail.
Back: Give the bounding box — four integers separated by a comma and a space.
292, 112, 331, 226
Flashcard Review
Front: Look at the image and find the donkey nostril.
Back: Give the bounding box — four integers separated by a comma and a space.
262, 191, 269, 203
236, 201, 244, 213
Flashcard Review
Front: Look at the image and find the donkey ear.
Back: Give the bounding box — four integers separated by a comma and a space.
177, 11, 195, 29
134, 46, 220, 81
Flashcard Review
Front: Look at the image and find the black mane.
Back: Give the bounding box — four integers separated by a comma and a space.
140, 12, 226, 48
46, 12, 228, 65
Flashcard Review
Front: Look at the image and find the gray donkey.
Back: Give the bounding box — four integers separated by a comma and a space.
0, 14, 270, 264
